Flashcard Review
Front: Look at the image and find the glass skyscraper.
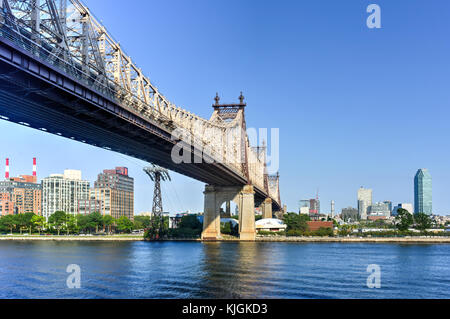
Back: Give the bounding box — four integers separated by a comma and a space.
414, 169, 432, 215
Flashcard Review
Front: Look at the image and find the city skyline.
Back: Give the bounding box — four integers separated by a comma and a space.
1, 0, 450, 216
0, 151, 444, 216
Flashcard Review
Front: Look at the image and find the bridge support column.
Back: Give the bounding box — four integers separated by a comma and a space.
238, 185, 256, 241
261, 198, 273, 219
201, 184, 256, 241
201, 185, 222, 240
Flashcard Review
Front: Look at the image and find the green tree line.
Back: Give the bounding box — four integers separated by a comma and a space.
0, 212, 152, 235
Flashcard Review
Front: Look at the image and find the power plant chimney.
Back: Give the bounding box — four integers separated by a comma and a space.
33, 157, 36, 177
5, 158, 9, 180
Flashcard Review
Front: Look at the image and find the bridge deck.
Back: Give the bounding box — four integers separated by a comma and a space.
0, 37, 281, 210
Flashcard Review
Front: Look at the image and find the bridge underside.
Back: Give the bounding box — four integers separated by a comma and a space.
0, 38, 281, 211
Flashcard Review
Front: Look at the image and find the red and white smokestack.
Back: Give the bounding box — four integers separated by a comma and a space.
33, 157, 37, 177
5, 158, 9, 180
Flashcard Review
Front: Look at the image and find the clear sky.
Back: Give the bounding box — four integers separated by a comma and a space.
1, 0, 450, 215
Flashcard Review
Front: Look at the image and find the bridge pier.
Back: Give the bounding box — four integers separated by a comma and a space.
237, 185, 256, 241
201, 185, 222, 240
261, 198, 273, 219
201, 184, 256, 241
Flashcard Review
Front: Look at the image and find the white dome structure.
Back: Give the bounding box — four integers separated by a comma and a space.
255, 218, 287, 232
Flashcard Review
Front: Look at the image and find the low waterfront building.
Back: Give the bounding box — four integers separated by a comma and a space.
140, 212, 153, 217
306, 221, 333, 232
368, 215, 387, 221
255, 218, 287, 232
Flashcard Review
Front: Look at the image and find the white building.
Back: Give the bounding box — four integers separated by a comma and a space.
369, 202, 391, 218
358, 187, 372, 220
255, 218, 287, 232
299, 206, 309, 215
392, 203, 413, 216
42, 170, 90, 219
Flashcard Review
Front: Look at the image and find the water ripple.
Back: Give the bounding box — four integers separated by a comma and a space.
0, 241, 449, 299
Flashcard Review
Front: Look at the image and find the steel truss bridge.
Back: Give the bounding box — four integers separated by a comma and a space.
0, 0, 281, 238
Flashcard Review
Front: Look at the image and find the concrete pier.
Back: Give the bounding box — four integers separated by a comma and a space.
261, 197, 273, 219
201, 185, 222, 240
238, 185, 256, 241
201, 184, 256, 241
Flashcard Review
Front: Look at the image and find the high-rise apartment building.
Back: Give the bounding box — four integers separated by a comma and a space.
77, 198, 103, 215
0, 158, 41, 216
0, 180, 42, 215
42, 170, 90, 219
414, 169, 432, 215
357, 187, 372, 220
309, 198, 320, 215
299, 198, 320, 215
90, 167, 134, 220
0, 192, 15, 216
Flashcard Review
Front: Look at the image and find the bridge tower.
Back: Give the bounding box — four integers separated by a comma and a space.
201, 93, 256, 241
143, 165, 171, 237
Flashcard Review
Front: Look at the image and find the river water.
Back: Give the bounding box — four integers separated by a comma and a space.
0, 241, 449, 299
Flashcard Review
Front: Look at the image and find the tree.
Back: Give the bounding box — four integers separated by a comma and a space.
15, 213, 34, 235
179, 215, 202, 230
134, 215, 151, 229
221, 221, 232, 235
23, 212, 36, 235
0, 215, 16, 234
66, 214, 78, 234
88, 212, 104, 233
116, 216, 133, 233
146, 216, 170, 239
103, 215, 114, 234
414, 213, 432, 232
48, 211, 67, 235
76, 214, 90, 233
395, 208, 414, 232
284, 213, 309, 233
31, 215, 46, 235
133, 219, 144, 230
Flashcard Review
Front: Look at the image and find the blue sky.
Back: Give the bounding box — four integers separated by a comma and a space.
1, 0, 450, 215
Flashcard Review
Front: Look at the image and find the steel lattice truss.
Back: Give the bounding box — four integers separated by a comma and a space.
0, 0, 280, 204
143, 165, 171, 216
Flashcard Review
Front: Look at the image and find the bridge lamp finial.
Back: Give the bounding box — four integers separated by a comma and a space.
239, 91, 245, 104
214, 92, 220, 106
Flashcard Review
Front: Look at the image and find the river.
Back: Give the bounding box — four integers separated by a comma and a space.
0, 241, 449, 299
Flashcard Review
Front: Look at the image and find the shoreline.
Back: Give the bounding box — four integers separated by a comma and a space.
0, 236, 144, 241
256, 236, 450, 243
0, 235, 450, 243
